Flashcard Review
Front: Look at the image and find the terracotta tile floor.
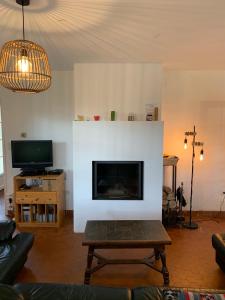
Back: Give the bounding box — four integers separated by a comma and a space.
16, 215, 225, 290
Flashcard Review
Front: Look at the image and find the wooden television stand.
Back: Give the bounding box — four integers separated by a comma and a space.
14, 173, 65, 228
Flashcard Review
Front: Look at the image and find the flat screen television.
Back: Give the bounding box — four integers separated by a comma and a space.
11, 140, 53, 174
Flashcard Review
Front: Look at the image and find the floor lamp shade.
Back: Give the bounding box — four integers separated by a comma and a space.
0, 39, 51, 93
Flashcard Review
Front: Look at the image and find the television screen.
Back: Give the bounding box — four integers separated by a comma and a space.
11, 140, 53, 170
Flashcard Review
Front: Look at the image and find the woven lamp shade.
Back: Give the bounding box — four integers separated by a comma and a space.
0, 39, 51, 93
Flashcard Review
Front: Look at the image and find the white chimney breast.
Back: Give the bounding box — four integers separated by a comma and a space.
73, 121, 163, 232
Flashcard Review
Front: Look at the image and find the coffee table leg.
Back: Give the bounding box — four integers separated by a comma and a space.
84, 246, 94, 284
159, 247, 169, 285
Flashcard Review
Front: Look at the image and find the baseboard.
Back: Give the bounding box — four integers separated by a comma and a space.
64, 210, 73, 217
64, 210, 225, 219
183, 211, 225, 218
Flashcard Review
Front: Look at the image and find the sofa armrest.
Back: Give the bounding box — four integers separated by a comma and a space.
0, 220, 16, 242
212, 233, 225, 253
12, 232, 34, 252
0, 232, 34, 284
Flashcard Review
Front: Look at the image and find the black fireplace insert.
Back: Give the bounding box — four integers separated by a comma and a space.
92, 161, 143, 200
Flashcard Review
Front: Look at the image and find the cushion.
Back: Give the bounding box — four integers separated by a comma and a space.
0, 284, 25, 300
163, 289, 180, 300
132, 286, 162, 300
0, 220, 16, 242
162, 289, 225, 300
132, 287, 225, 300
177, 291, 225, 300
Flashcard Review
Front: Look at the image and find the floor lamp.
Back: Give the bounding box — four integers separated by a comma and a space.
183, 125, 204, 229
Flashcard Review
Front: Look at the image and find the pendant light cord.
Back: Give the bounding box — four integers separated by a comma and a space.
22, 0, 25, 40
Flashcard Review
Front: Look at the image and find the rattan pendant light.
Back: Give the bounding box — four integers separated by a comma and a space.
0, 0, 51, 93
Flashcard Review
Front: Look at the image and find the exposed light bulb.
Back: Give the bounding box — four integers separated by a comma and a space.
17, 56, 32, 73
200, 149, 204, 161
184, 137, 188, 150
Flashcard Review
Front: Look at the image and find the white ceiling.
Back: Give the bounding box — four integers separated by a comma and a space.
1, 0, 225, 70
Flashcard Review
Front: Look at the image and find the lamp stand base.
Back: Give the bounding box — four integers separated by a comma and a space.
16, 0, 30, 6
183, 222, 198, 230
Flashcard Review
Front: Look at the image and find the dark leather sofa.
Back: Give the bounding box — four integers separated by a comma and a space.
1, 283, 225, 300
0, 220, 34, 284
212, 233, 225, 273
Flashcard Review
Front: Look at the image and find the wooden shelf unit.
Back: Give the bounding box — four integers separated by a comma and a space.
14, 173, 65, 228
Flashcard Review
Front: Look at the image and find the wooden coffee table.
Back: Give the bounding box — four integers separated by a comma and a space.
82, 220, 172, 285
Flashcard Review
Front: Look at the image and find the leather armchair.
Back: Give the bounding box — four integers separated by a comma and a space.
0, 220, 34, 284
212, 233, 225, 272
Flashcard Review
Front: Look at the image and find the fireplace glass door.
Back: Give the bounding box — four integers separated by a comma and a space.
92, 161, 143, 200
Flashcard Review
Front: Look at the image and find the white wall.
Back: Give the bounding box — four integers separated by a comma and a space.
74, 63, 163, 121
0, 71, 74, 209
2, 64, 223, 213
162, 70, 225, 211
73, 121, 163, 232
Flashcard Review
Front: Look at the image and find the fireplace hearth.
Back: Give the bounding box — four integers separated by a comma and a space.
92, 161, 143, 200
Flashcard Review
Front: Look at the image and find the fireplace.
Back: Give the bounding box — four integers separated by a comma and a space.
92, 161, 143, 200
